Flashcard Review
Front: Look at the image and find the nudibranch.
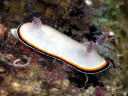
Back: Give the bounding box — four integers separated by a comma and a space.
11, 17, 109, 74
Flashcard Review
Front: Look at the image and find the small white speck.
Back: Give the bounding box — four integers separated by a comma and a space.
123, 92, 127, 96
109, 31, 115, 36
13, 56, 30, 67
12, 82, 20, 87
85, 0, 92, 6
0, 90, 4, 93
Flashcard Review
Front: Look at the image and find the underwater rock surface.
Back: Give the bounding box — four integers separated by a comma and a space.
0, 0, 128, 96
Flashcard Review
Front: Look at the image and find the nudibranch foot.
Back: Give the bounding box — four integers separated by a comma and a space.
32, 17, 42, 28
105, 57, 115, 68
96, 33, 108, 46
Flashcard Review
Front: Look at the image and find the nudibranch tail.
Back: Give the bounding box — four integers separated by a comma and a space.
32, 17, 42, 27
10, 28, 18, 39
96, 33, 108, 46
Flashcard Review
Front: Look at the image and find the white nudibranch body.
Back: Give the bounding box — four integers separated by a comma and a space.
11, 18, 109, 74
